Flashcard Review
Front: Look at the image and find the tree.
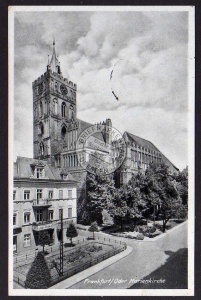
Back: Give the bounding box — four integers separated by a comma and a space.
88, 221, 99, 239
66, 223, 78, 246
25, 252, 51, 289
86, 171, 116, 225
174, 167, 188, 205
143, 163, 187, 232
38, 230, 51, 253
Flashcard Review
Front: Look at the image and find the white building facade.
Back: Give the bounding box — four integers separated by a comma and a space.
13, 156, 78, 255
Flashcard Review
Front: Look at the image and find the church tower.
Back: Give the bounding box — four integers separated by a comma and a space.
32, 40, 77, 166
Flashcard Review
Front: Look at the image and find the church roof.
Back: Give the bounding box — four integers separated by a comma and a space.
77, 118, 105, 143
124, 132, 179, 171
125, 132, 160, 151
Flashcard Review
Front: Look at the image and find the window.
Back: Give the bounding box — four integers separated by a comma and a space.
68, 190, 72, 199
59, 208, 63, 219
24, 234, 31, 247
59, 190, 63, 199
36, 167, 44, 179
48, 190, 53, 199
53, 99, 58, 114
61, 126, 66, 138
37, 189, 43, 200
38, 122, 44, 135
24, 190, 30, 200
68, 208, 72, 218
39, 143, 44, 156
39, 101, 43, 117
61, 102, 66, 118
49, 210, 54, 220
13, 190, 16, 201
13, 236, 17, 253
13, 213, 17, 225
36, 209, 43, 222
24, 212, 31, 224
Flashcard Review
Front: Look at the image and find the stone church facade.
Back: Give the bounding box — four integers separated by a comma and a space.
32, 41, 178, 192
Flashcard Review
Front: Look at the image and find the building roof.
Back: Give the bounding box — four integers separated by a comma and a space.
77, 118, 106, 143
14, 156, 79, 182
125, 132, 160, 152
124, 132, 179, 172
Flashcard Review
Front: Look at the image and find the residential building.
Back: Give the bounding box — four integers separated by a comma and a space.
13, 156, 77, 254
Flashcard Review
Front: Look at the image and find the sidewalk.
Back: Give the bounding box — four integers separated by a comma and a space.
67, 221, 187, 289
50, 246, 133, 289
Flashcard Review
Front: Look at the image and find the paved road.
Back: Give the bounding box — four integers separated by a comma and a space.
69, 222, 187, 289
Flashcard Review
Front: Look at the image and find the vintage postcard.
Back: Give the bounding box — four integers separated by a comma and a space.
8, 6, 195, 296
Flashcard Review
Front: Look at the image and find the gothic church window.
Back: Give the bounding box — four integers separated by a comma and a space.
40, 142, 44, 156
38, 122, 44, 135
39, 101, 43, 117
53, 99, 58, 114
61, 126, 66, 138
61, 102, 66, 118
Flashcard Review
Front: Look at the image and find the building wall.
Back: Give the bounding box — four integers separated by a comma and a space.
13, 181, 77, 255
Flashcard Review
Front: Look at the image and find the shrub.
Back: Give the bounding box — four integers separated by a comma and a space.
136, 233, 144, 240
124, 226, 130, 231
130, 225, 135, 232
138, 226, 144, 233
66, 223, 78, 246
126, 234, 135, 239
25, 252, 51, 289
88, 221, 99, 239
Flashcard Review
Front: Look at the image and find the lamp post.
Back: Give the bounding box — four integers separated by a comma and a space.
53, 210, 64, 276
59, 209, 63, 276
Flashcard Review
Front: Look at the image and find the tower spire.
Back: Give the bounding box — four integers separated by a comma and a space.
49, 38, 61, 74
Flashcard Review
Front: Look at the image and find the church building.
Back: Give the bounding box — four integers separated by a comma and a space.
32, 40, 178, 187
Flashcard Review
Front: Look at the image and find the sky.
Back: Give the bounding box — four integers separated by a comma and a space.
13, 9, 191, 170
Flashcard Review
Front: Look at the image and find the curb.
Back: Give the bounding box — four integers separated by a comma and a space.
49, 246, 133, 289
141, 220, 188, 242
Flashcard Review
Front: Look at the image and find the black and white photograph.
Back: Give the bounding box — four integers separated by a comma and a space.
9, 6, 194, 296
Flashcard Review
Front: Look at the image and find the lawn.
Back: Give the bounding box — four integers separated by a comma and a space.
129, 248, 188, 289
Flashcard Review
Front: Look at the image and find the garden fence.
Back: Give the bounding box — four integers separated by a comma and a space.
13, 236, 127, 288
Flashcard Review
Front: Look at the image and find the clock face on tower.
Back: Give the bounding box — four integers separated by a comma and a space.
60, 84, 68, 95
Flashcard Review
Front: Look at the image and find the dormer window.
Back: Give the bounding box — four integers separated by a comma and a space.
36, 167, 44, 179
63, 175, 67, 180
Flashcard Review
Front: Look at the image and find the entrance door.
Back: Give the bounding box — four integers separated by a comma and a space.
13, 236, 17, 254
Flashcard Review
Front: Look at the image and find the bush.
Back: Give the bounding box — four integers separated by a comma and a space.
126, 234, 135, 239
130, 225, 135, 232
25, 252, 51, 289
138, 226, 144, 233
136, 233, 144, 240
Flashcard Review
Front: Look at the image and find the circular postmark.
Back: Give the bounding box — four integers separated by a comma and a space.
76, 124, 126, 175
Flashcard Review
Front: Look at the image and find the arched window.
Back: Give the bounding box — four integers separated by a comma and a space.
61, 126, 66, 138
40, 142, 44, 156
53, 99, 58, 115
69, 105, 73, 119
38, 122, 44, 135
44, 101, 48, 114
39, 101, 43, 117
61, 102, 66, 118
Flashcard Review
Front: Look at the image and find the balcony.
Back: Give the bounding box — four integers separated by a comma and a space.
32, 221, 53, 231
32, 199, 52, 208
